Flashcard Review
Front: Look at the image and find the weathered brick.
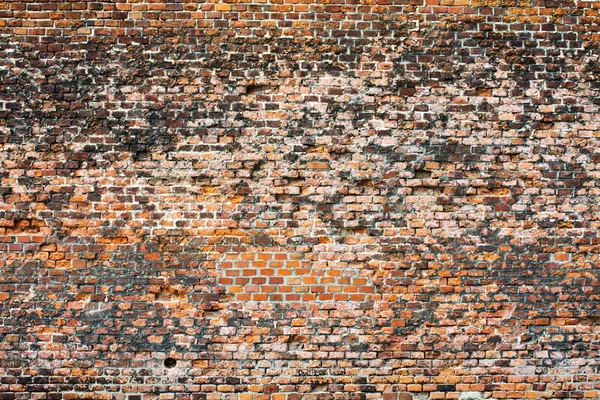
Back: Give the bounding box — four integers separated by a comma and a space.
0, 0, 599, 399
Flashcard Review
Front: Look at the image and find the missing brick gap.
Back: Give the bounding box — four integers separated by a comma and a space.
476, 87, 492, 97
340, 227, 365, 237
414, 170, 432, 179
311, 384, 328, 393
580, 315, 600, 325
156, 291, 171, 301
154, 285, 186, 302
245, 84, 267, 95
413, 187, 443, 195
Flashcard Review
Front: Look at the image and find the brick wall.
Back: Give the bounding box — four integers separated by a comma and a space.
1, 0, 600, 399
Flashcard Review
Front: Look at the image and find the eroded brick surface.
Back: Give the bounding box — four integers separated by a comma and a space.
1, 0, 600, 399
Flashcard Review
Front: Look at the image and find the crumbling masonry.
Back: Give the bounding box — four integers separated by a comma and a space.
1, 0, 600, 399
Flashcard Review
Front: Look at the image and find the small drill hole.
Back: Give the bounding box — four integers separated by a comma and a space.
164, 357, 177, 369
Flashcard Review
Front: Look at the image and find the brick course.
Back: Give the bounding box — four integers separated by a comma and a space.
1, 0, 600, 399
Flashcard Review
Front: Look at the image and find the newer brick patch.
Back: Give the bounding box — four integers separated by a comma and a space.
1, 0, 600, 399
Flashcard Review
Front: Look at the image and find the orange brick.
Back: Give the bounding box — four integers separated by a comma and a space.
144, 253, 160, 260
554, 253, 569, 261
308, 162, 329, 169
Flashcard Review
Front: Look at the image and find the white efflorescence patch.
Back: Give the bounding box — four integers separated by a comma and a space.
459, 393, 486, 400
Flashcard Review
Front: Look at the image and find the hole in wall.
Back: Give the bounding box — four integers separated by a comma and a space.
286, 334, 307, 351
163, 357, 177, 369
245, 84, 267, 95
357, 179, 374, 187
340, 227, 366, 237
311, 384, 328, 393
156, 291, 171, 301
412, 187, 443, 195
154, 285, 186, 302
580, 315, 600, 325
476, 87, 492, 97
414, 170, 432, 179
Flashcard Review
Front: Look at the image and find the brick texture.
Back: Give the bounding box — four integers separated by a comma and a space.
1, 0, 600, 399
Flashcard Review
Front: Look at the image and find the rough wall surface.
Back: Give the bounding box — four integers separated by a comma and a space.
1, 0, 600, 399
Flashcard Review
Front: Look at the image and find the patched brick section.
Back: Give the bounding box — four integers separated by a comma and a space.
1, 0, 600, 399
218, 249, 379, 302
